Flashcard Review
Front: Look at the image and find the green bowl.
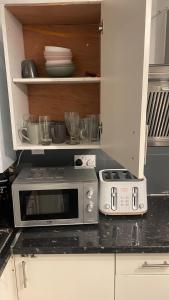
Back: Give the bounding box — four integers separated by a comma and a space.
46, 64, 75, 77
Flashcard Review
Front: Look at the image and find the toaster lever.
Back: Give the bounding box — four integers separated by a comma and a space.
111, 187, 117, 211
132, 187, 138, 210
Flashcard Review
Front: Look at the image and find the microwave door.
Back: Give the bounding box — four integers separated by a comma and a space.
14, 185, 84, 227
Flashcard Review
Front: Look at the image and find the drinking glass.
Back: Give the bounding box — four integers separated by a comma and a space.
80, 117, 90, 143
64, 112, 80, 144
88, 114, 100, 142
39, 116, 52, 145
50, 121, 66, 144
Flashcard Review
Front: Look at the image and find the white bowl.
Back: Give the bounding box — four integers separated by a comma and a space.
44, 50, 72, 56
44, 54, 72, 58
44, 55, 72, 61
46, 64, 75, 77
45, 46, 71, 53
45, 60, 72, 66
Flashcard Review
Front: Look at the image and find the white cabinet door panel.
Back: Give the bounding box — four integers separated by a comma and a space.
116, 275, 169, 300
101, 0, 152, 178
0, 258, 18, 300
15, 254, 115, 300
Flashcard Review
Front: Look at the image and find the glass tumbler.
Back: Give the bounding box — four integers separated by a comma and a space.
64, 112, 80, 144
39, 116, 52, 145
88, 114, 100, 142
80, 117, 90, 143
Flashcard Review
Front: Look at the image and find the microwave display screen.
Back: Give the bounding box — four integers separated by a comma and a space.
19, 189, 78, 221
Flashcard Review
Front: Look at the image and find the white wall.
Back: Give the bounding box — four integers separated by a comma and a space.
150, 0, 169, 64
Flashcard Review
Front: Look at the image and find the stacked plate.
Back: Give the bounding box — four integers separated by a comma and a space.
44, 46, 75, 77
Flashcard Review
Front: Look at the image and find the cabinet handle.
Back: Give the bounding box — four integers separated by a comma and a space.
22, 261, 27, 288
142, 261, 169, 268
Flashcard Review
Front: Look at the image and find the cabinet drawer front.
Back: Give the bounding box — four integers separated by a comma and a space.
116, 254, 169, 275
116, 275, 169, 300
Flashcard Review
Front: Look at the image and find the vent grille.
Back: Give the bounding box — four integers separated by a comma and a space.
147, 83, 169, 146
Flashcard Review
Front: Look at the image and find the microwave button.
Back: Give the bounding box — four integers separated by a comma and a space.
87, 189, 94, 199
87, 201, 94, 213
104, 203, 110, 210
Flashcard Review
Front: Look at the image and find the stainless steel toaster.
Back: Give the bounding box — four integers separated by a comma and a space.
99, 169, 147, 215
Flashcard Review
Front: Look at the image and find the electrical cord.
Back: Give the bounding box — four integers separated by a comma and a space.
16, 150, 24, 168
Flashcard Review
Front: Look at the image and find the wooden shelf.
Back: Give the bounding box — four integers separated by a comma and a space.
14, 142, 101, 150
13, 77, 101, 84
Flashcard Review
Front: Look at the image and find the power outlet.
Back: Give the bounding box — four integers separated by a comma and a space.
31, 150, 45, 155
74, 155, 96, 169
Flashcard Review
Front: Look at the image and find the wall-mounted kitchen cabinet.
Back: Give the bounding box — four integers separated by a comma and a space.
14, 254, 115, 300
1, 0, 152, 178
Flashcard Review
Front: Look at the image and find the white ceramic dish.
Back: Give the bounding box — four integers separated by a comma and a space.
44, 51, 72, 56
44, 55, 72, 61
46, 64, 75, 77
45, 60, 72, 66
45, 46, 71, 53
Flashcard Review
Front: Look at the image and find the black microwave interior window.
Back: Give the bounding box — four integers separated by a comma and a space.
19, 189, 78, 221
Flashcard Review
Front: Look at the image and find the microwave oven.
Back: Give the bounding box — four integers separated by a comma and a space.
12, 167, 98, 227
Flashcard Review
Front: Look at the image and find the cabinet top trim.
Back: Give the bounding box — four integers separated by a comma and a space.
4, 1, 101, 26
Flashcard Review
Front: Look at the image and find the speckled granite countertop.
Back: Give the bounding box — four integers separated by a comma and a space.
11, 196, 169, 255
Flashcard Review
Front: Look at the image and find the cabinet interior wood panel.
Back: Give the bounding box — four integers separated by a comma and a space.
23, 23, 100, 119
28, 83, 100, 120
23, 24, 100, 77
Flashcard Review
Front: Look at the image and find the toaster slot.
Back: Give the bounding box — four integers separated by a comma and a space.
111, 187, 117, 211
121, 170, 137, 180
102, 171, 120, 181
132, 187, 139, 210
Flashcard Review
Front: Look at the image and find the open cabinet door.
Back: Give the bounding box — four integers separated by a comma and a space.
101, 0, 152, 178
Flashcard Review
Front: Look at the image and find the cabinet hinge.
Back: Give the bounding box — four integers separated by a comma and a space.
99, 21, 103, 34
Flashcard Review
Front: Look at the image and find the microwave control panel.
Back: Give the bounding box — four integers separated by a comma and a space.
84, 182, 98, 223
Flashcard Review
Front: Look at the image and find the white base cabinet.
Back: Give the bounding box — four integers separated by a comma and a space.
14, 254, 115, 300
116, 275, 169, 300
116, 254, 169, 300
0, 258, 18, 300
4, 253, 169, 300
